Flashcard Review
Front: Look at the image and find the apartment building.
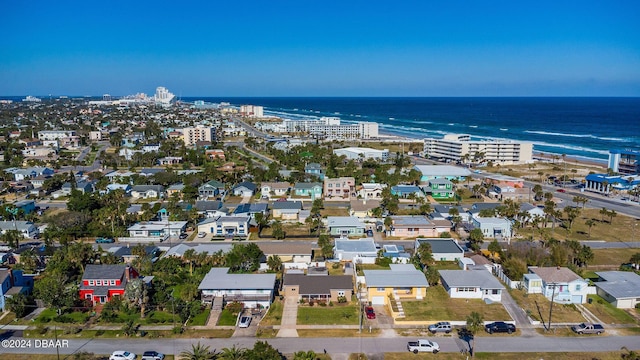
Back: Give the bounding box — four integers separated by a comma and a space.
424, 134, 533, 165
37, 130, 77, 141
182, 126, 215, 146
240, 105, 264, 117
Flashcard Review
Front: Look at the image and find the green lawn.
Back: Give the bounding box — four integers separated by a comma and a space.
507, 289, 584, 323
217, 309, 238, 326
190, 308, 211, 326
297, 304, 359, 325
260, 300, 284, 326
34, 309, 90, 324
584, 295, 638, 325
432, 261, 461, 270
401, 285, 511, 322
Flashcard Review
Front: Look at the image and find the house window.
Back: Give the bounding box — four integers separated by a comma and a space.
110, 280, 116, 286
338, 291, 345, 296
96, 280, 102, 286
377, 288, 385, 291
85, 294, 92, 299
492, 289, 499, 295
575, 284, 581, 291
89, 280, 95, 286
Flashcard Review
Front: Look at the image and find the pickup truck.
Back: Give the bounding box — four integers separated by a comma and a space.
428, 321, 452, 334
571, 323, 604, 335
407, 339, 440, 354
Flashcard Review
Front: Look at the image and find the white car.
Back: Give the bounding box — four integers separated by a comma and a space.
110, 351, 136, 360
197, 232, 207, 238
238, 316, 252, 328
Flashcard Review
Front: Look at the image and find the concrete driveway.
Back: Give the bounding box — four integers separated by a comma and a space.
277, 297, 299, 337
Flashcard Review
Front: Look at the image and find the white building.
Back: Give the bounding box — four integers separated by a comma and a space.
240, 105, 264, 117
154, 86, 176, 107
182, 125, 215, 146
37, 130, 77, 141
424, 134, 533, 165
333, 147, 389, 161
309, 122, 378, 140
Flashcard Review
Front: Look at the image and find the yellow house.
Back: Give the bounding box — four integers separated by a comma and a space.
363, 264, 429, 305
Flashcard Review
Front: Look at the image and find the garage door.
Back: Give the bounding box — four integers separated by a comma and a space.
571, 295, 583, 304
372, 296, 385, 305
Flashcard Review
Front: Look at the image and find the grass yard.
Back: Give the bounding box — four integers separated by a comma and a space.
432, 262, 461, 271
401, 286, 511, 322
297, 304, 359, 325
34, 309, 90, 324
260, 300, 284, 326
592, 248, 637, 266
356, 263, 391, 276
508, 289, 584, 324
296, 328, 380, 337
217, 309, 238, 326
320, 207, 350, 217
584, 295, 638, 325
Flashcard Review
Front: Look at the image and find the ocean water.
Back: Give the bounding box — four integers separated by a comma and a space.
189, 97, 640, 163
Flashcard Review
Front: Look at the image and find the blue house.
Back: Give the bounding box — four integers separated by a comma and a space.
14, 200, 36, 215
390, 185, 424, 198
305, 163, 325, 180
0, 269, 34, 311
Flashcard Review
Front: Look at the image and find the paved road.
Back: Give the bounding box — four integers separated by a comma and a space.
1, 334, 638, 356
581, 241, 640, 249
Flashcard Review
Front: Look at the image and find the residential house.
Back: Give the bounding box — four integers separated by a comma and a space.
232, 181, 257, 197
415, 238, 465, 262
205, 149, 225, 160
468, 203, 502, 218
104, 184, 131, 195
108, 246, 160, 263
126, 220, 187, 238
389, 216, 449, 238
0, 268, 34, 311
232, 203, 268, 218
519, 203, 545, 223
390, 185, 424, 198
357, 183, 386, 200
327, 216, 366, 237
304, 163, 324, 180
198, 267, 276, 308
197, 216, 250, 238
260, 182, 290, 199
593, 271, 640, 309
0, 221, 39, 239
180, 201, 226, 218
488, 185, 530, 201
381, 245, 411, 264
324, 177, 356, 200
334, 238, 378, 262
257, 242, 313, 264
525, 267, 589, 304
432, 205, 471, 222
471, 217, 512, 240
13, 200, 36, 215
198, 180, 225, 198
271, 201, 303, 220
164, 243, 233, 258
439, 269, 505, 302
427, 178, 454, 199
142, 144, 160, 153
283, 273, 353, 303
104, 170, 136, 183
483, 174, 525, 189
79, 265, 140, 305
217, 162, 245, 173
29, 175, 50, 189
131, 185, 165, 199
294, 182, 323, 199
157, 156, 183, 165
166, 183, 185, 198
364, 264, 429, 305
349, 199, 380, 218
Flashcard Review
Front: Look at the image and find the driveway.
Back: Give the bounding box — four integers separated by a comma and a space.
277, 297, 299, 337
500, 290, 538, 336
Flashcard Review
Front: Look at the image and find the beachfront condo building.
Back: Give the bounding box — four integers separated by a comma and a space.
308, 121, 378, 140
608, 149, 640, 175
154, 86, 175, 107
240, 105, 264, 117
333, 147, 389, 161
182, 125, 216, 146
423, 134, 533, 165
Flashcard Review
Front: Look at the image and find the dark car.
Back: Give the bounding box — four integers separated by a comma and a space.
179, 233, 189, 239
556, 189, 566, 193
95, 237, 115, 243
365, 306, 375, 319
141, 351, 165, 360
485, 321, 516, 334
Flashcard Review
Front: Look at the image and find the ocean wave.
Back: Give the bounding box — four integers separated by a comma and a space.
524, 130, 629, 142
531, 141, 610, 156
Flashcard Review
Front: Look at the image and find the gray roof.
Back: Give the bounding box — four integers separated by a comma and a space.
271, 201, 303, 210
429, 178, 452, 185
284, 274, 352, 295
392, 216, 433, 227
594, 271, 640, 299
469, 203, 501, 213
439, 269, 505, 289
295, 182, 322, 189
131, 185, 165, 192
327, 216, 365, 229
233, 181, 257, 191
433, 205, 465, 214
82, 264, 127, 280
335, 239, 377, 253
164, 243, 233, 257
198, 267, 276, 290
364, 266, 429, 288
0, 221, 35, 231
195, 201, 223, 211
233, 203, 268, 215
416, 239, 464, 254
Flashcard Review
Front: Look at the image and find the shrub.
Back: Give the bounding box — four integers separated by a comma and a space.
37, 326, 49, 335
337, 296, 347, 303
172, 326, 184, 334
329, 301, 334, 307
95, 330, 104, 336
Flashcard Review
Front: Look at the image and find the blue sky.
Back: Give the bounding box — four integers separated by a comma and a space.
1, 1, 639, 96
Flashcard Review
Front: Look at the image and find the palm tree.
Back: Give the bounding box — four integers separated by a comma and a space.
293, 350, 318, 360
465, 311, 484, 357
585, 219, 596, 237
179, 342, 219, 360
219, 344, 247, 360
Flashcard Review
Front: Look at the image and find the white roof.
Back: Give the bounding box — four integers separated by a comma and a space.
335, 238, 377, 253
198, 267, 276, 290
364, 266, 429, 288
327, 216, 365, 228
413, 165, 471, 177
440, 269, 505, 289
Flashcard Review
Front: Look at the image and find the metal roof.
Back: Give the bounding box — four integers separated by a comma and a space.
364, 266, 428, 288
439, 269, 505, 289
416, 239, 464, 254
198, 267, 276, 290
82, 264, 127, 280
334, 239, 377, 253
413, 165, 471, 177
594, 271, 640, 299
327, 216, 365, 228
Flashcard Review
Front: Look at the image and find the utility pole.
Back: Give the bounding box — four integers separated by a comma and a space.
547, 283, 559, 332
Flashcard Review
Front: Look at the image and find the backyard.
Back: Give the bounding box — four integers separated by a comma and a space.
401, 286, 511, 322
507, 289, 584, 324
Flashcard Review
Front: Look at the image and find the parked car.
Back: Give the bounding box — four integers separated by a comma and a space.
485, 321, 516, 334
556, 189, 566, 193
141, 351, 165, 360
365, 306, 375, 319
96, 237, 114, 243
109, 351, 136, 360
366, 229, 374, 237
197, 232, 207, 238
238, 316, 252, 328
179, 233, 189, 239
428, 321, 452, 334
407, 339, 440, 354
571, 323, 604, 335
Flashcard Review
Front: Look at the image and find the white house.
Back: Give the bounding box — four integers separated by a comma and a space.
439, 269, 505, 303
126, 221, 187, 238
198, 267, 276, 308
130, 185, 165, 199
357, 183, 386, 200
232, 182, 257, 197
334, 238, 378, 262
471, 217, 512, 240
197, 216, 250, 237
260, 182, 290, 199
0, 221, 39, 238
593, 271, 640, 309
415, 238, 465, 262
526, 267, 589, 304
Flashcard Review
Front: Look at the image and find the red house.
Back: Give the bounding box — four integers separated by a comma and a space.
79, 264, 138, 305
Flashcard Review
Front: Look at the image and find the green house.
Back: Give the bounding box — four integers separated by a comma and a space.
294, 182, 323, 199
429, 178, 454, 199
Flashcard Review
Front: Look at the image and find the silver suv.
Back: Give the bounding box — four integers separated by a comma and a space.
428, 321, 452, 334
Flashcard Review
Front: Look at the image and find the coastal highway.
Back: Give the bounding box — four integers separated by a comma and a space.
1, 333, 639, 357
